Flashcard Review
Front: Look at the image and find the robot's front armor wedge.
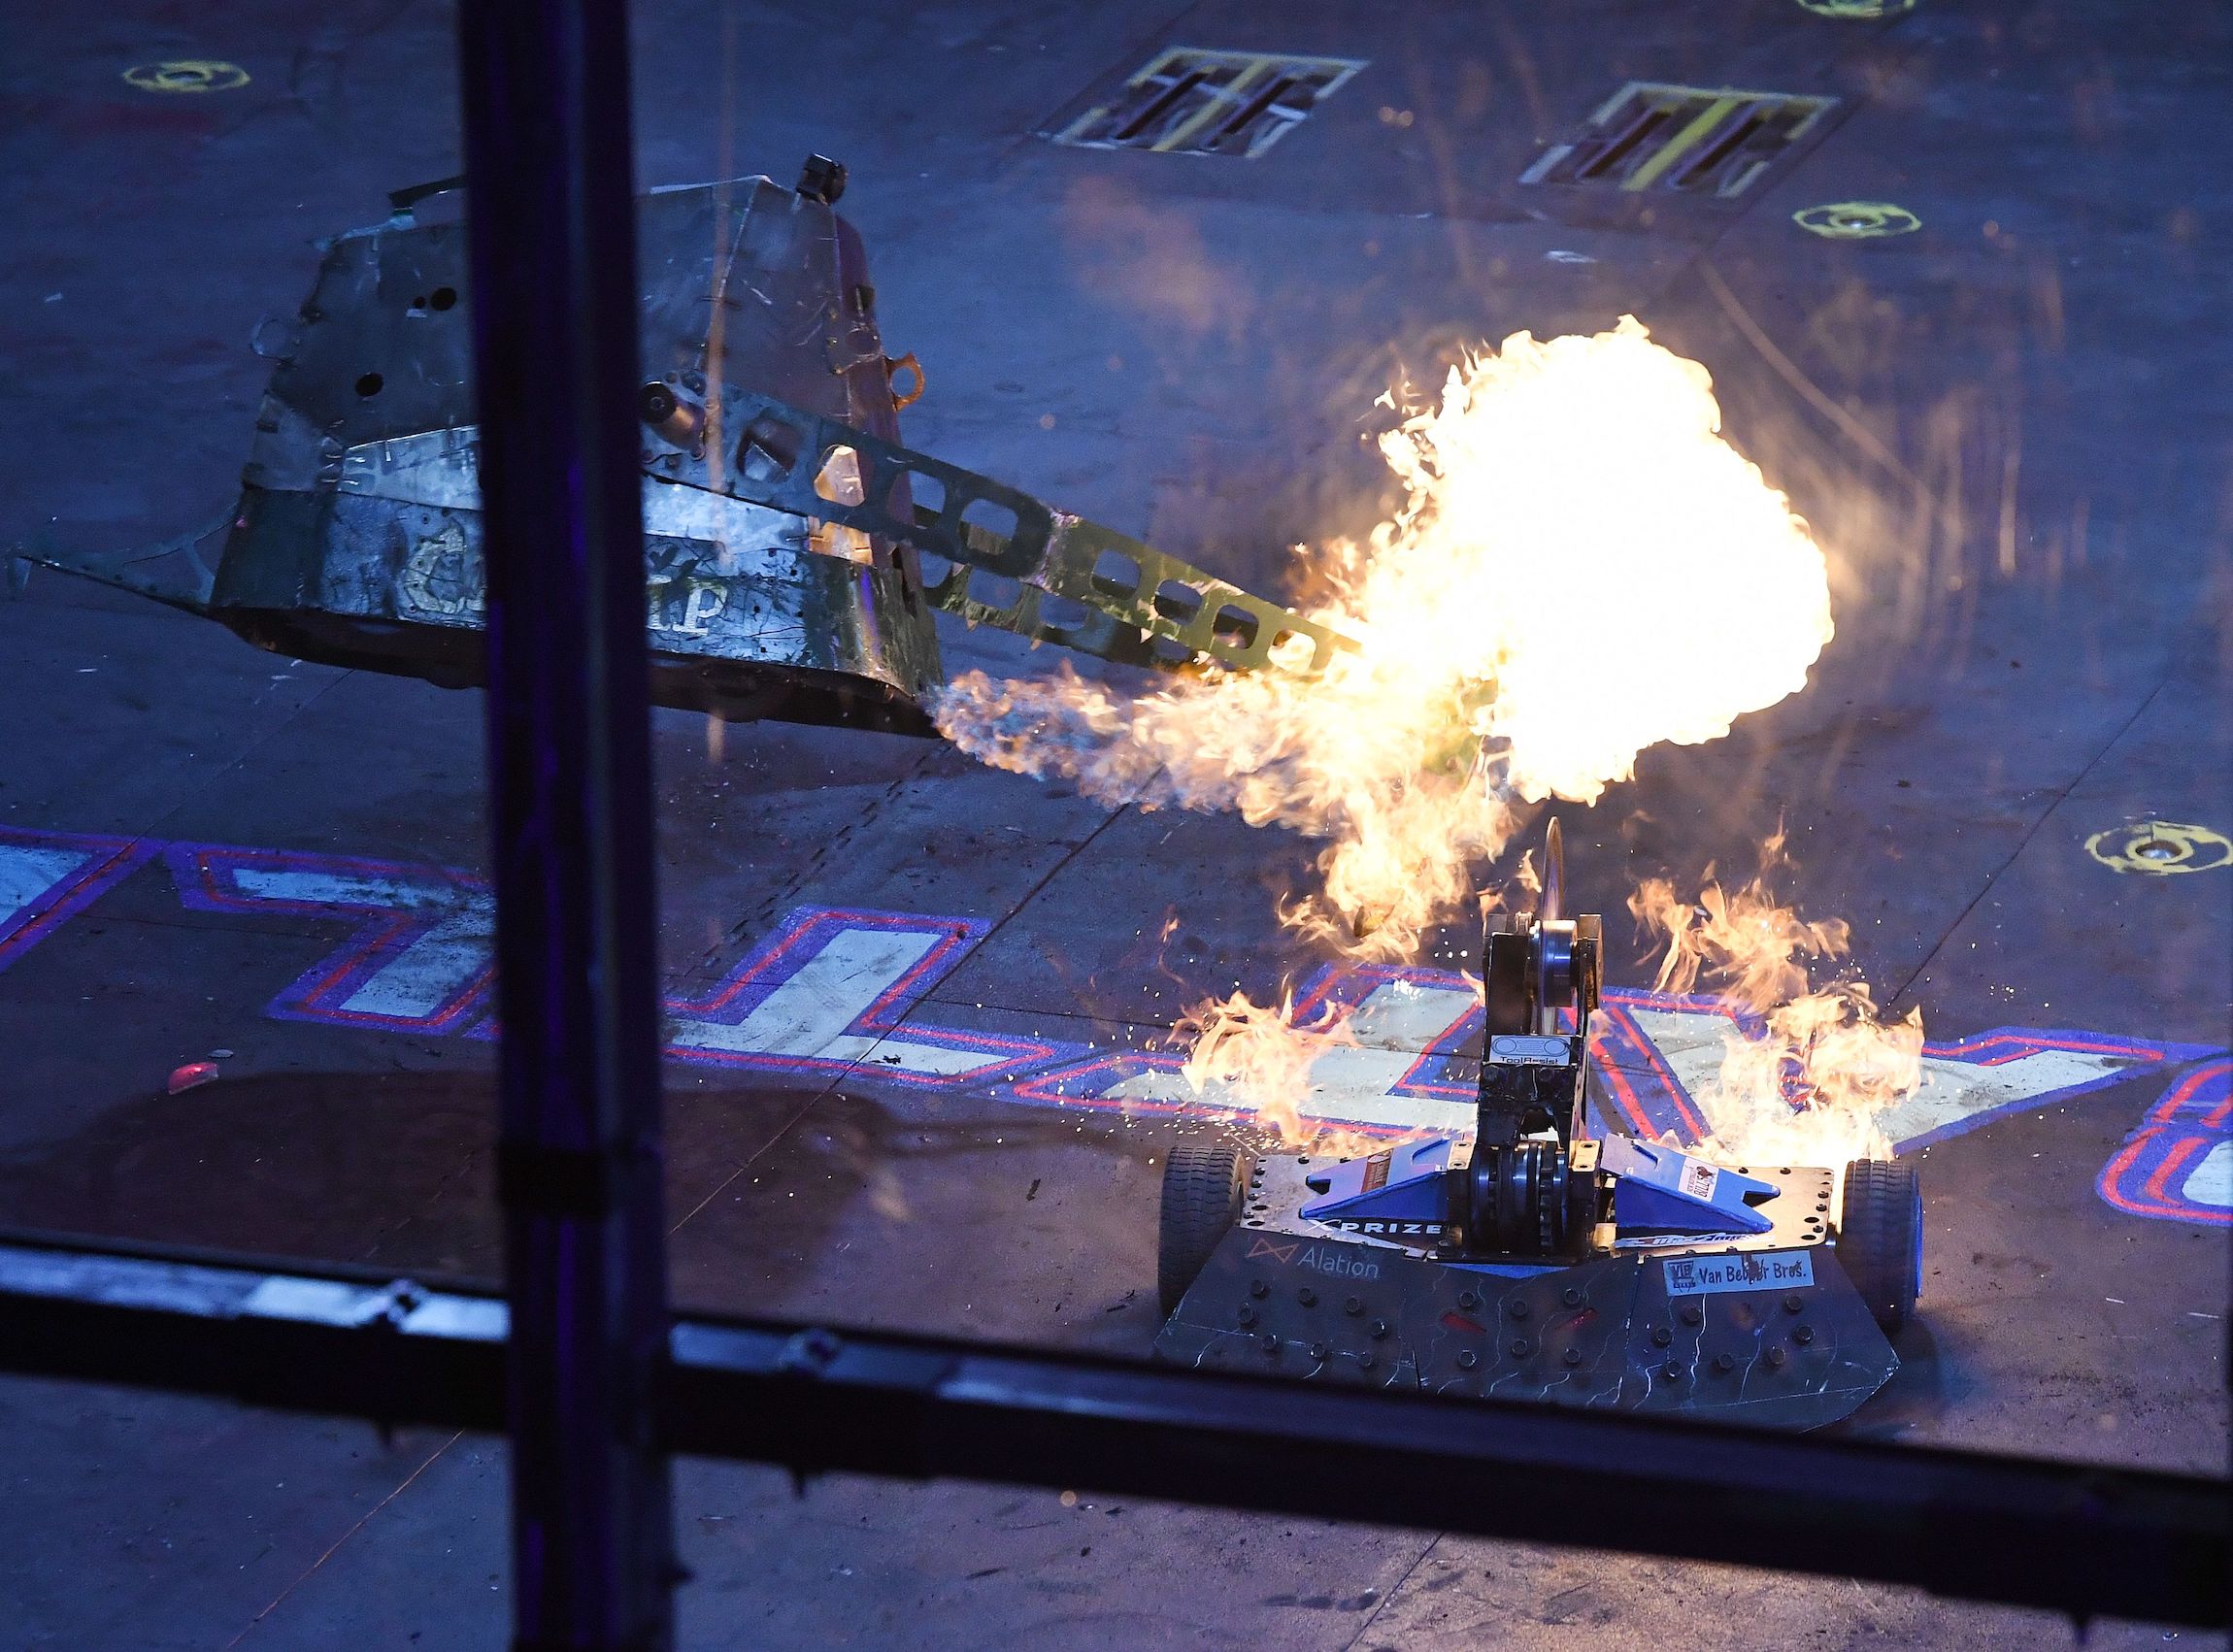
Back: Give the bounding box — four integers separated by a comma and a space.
213, 171, 944, 734
23, 164, 1346, 734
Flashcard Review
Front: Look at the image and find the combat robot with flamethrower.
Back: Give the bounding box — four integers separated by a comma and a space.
1153, 819, 1923, 1429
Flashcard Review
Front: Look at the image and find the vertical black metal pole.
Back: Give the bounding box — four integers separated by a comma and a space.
454, 3, 675, 1648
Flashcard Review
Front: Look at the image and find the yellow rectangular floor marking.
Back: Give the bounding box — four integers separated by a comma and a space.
1783, 99, 1832, 141
1635, 82, 1819, 108
1620, 96, 1741, 191
1151, 58, 1272, 152
1586, 83, 1641, 126
1047, 47, 1365, 156
1053, 47, 1196, 145
1129, 47, 1188, 86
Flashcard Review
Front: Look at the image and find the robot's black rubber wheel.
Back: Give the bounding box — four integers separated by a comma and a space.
1159, 1140, 1246, 1313
1838, 1158, 1922, 1333
1483, 927, 1532, 1037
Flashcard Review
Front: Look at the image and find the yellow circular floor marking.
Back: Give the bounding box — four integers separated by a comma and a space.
123, 60, 250, 93
1794, 201, 1921, 238
1794, 0, 1916, 16
2085, 820, 2233, 876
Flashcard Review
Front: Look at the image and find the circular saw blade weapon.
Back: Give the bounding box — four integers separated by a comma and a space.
1460, 817, 1609, 1259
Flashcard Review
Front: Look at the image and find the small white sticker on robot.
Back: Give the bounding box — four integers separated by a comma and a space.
1680, 1158, 1719, 1203
1664, 1250, 1815, 1297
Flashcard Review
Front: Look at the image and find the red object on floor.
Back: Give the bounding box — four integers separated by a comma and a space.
165, 1061, 219, 1095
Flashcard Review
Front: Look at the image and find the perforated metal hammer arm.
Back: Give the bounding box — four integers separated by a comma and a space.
652, 385, 1356, 679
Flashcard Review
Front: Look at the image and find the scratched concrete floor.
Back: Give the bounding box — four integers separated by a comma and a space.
1, 0, 2228, 1647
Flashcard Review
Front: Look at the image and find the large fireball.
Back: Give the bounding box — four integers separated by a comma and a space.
935, 317, 1834, 961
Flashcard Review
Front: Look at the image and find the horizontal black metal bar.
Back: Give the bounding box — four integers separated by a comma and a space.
0, 1234, 2220, 1628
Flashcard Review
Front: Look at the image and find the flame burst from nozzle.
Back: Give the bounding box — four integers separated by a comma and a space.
934, 318, 1833, 966
937, 320, 1839, 1140
1628, 833, 1922, 1171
